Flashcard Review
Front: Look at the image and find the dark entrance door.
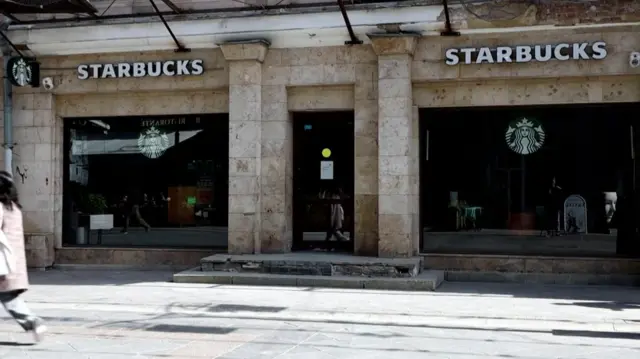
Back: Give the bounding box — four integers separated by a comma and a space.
292, 111, 354, 252
616, 120, 640, 256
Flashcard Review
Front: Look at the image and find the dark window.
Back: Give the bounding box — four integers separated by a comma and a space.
62, 114, 228, 248
420, 103, 640, 257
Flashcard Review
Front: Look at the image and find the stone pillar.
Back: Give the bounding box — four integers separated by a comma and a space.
260, 81, 292, 253
368, 33, 420, 258
11, 90, 57, 268
220, 40, 269, 254
354, 62, 379, 256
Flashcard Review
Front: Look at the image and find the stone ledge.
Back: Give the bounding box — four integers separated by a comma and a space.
25, 233, 54, 270
219, 39, 270, 62
423, 254, 640, 275
445, 270, 640, 286
367, 32, 420, 56
173, 269, 444, 291
55, 247, 215, 267
201, 253, 423, 278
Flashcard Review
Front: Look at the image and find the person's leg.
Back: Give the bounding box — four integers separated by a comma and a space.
0, 291, 46, 341
122, 212, 130, 233
133, 205, 151, 231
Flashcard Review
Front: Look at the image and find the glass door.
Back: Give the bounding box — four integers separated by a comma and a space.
292, 112, 354, 253
616, 121, 640, 256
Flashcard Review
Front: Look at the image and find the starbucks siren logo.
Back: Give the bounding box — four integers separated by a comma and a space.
505, 118, 545, 155
138, 126, 169, 159
11, 58, 32, 87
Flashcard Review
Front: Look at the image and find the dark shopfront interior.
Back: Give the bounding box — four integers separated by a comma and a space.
420, 103, 640, 257
62, 114, 229, 248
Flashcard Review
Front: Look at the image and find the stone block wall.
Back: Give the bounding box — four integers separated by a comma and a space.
369, 35, 420, 258
253, 44, 381, 255
0, 25, 638, 264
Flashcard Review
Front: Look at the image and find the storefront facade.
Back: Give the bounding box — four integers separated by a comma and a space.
3, 7, 640, 269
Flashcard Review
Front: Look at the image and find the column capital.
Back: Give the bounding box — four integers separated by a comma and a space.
219, 39, 271, 63
366, 32, 420, 56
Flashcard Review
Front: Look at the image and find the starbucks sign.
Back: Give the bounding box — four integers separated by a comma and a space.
505, 118, 545, 155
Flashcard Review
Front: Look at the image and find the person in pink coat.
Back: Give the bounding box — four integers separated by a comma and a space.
0, 171, 46, 342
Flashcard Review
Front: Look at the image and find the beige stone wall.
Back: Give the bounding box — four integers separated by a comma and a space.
235, 45, 380, 255
412, 29, 640, 83
412, 29, 640, 107
2, 26, 638, 261
3, 49, 228, 250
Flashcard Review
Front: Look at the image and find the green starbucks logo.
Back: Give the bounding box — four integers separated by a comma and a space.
505, 118, 545, 155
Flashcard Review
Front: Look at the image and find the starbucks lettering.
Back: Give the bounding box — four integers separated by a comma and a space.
444, 42, 607, 65
77, 59, 204, 79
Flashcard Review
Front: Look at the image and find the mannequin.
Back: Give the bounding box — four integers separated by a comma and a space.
603, 191, 617, 231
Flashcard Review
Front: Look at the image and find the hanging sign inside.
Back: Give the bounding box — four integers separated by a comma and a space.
445, 42, 607, 65
77, 59, 204, 79
505, 118, 545, 155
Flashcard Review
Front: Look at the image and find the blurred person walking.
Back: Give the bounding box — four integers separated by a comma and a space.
0, 171, 46, 342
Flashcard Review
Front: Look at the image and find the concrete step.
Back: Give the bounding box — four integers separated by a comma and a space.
200, 253, 423, 278
173, 268, 444, 291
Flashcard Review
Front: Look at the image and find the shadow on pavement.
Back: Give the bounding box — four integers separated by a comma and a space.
208, 304, 287, 313
145, 324, 235, 335
0, 341, 33, 347
435, 281, 640, 302
27, 270, 174, 286
554, 301, 640, 311
552, 329, 640, 340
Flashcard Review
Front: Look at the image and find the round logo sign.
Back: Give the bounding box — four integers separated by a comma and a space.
505, 118, 545, 155
138, 126, 169, 159
7, 57, 32, 87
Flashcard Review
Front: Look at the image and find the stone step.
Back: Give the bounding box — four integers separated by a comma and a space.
173, 269, 444, 291
200, 253, 423, 278
446, 270, 640, 286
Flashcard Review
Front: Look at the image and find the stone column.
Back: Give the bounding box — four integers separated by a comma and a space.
368, 33, 420, 258
220, 40, 269, 254
10, 90, 57, 268
354, 62, 379, 256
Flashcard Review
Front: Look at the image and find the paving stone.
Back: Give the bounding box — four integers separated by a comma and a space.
0, 269, 639, 358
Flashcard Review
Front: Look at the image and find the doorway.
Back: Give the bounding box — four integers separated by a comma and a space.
292, 111, 355, 253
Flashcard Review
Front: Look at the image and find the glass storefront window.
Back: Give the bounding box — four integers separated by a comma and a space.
63, 114, 229, 248
420, 104, 640, 257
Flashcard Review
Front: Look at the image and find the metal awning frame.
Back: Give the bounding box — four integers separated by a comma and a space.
337, 0, 363, 45
440, 0, 460, 36
0, 0, 99, 23
148, 0, 189, 52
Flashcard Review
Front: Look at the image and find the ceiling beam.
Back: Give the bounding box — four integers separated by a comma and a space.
1, 12, 20, 22
159, 0, 182, 14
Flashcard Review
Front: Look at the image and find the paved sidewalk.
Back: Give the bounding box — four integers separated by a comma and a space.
0, 270, 639, 358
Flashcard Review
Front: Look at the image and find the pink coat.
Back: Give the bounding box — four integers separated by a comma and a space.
0, 203, 29, 293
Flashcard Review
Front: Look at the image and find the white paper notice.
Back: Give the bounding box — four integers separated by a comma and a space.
89, 214, 114, 230
320, 161, 334, 180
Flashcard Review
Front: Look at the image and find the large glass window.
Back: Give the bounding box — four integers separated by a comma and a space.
63, 114, 229, 248
420, 104, 640, 257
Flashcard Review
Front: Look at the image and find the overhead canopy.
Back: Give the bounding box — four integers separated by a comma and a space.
0, 0, 97, 16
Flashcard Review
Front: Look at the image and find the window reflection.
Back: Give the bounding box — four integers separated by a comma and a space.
63, 115, 229, 248
420, 104, 639, 257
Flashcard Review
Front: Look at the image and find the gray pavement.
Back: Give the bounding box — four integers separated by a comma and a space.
0, 270, 639, 358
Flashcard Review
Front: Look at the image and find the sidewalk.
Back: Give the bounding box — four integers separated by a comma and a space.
0, 269, 639, 358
